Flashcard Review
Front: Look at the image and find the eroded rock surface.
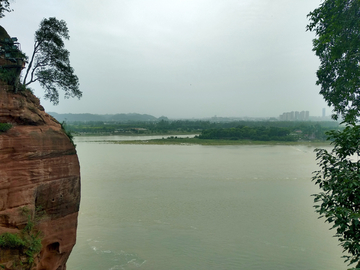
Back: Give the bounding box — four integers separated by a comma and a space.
0, 82, 81, 269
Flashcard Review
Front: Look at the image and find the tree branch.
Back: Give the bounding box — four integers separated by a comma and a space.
22, 41, 42, 85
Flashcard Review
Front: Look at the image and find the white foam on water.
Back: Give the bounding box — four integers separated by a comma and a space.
109, 265, 124, 270
127, 259, 147, 267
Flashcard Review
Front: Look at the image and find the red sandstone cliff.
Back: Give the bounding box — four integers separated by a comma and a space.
0, 79, 81, 269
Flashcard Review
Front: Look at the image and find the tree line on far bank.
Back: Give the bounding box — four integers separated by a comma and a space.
197, 126, 296, 141
64, 120, 341, 141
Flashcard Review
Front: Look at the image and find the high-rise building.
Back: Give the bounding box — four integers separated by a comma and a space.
279, 110, 310, 121
299, 111, 305, 120
290, 111, 295, 120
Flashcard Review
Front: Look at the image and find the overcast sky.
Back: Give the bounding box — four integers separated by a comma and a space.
1, 0, 329, 118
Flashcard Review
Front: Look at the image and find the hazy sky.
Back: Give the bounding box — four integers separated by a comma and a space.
1, 0, 329, 118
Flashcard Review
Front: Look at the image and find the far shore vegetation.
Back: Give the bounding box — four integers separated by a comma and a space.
102, 136, 331, 146
66, 119, 340, 145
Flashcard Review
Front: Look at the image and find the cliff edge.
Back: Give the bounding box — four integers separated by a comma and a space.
0, 81, 81, 269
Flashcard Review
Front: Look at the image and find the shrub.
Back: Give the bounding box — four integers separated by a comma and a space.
0, 232, 26, 249
0, 208, 43, 269
0, 123, 12, 132
61, 121, 76, 147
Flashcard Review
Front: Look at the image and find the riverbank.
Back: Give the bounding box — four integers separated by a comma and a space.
72, 131, 197, 137
101, 137, 331, 146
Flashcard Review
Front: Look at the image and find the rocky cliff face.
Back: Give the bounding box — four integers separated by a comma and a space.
0, 81, 81, 269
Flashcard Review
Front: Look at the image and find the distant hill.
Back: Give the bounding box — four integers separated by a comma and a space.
49, 112, 165, 122
108, 113, 158, 122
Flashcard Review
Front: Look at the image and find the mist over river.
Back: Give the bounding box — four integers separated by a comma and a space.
67, 136, 345, 270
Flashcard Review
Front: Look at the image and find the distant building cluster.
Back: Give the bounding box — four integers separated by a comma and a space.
279, 111, 309, 121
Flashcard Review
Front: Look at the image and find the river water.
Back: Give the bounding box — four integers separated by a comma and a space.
67, 136, 345, 270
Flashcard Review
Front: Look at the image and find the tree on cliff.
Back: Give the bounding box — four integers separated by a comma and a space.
22, 17, 82, 105
307, 0, 360, 268
0, 0, 12, 18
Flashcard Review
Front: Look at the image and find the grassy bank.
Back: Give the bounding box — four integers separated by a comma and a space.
73, 131, 198, 137
102, 137, 331, 146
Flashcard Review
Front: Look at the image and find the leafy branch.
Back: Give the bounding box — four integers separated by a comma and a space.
21, 17, 82, 105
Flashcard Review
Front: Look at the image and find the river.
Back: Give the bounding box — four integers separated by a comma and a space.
67, 136, 345, 270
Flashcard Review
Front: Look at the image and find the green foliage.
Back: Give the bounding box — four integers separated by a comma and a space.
0, 122, 12, 132
198, 126, 296, 141
35, 206, 46, 220
22, 17, 81, 105
63, 119, 339, 139
0, 226, 42, 269
307, 0, 360, 123
61, 121, 76, 147
0, 35, 28, 91
22, 230, 41, 265
308, 0, 360, 268
0, 67, 18, 84
313, 125, 360, 268
0, 233, 26, 249
0, 0, 12, 18
0, 208, 43, 269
